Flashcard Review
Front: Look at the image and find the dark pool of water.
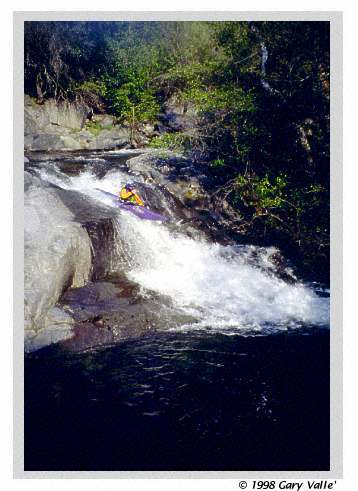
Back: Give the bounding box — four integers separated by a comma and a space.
24, 328, 329, 471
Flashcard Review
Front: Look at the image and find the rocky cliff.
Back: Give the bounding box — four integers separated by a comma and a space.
24, 95, 198, 152
24, 95, 131, 151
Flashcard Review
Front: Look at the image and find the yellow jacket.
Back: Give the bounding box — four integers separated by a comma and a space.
120, 187, 144, 206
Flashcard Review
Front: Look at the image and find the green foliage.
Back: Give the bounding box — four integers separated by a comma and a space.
165, 61, 220, 93
98, 36, 164, 123
73, 79, 107, 110
74, 79, 106, 97
149, 133, 190, 152
211, 158, 226, 168
107, 84, 159, 122
234, 173, 288, 210
24, 20, 330, 281
181, 86, 256, 114
85, 120, 102, 136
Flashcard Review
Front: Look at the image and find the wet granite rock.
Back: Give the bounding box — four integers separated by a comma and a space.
24, 173, 92, 335
57, 276, 198, 351
59, 323, 113, 352
25, 324, 74, 353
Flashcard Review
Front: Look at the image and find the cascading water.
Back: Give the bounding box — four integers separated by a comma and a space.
25, 151, 330, 472
260, 42, 272, 92
33, 153, 329, 335
122, 217, 329, 331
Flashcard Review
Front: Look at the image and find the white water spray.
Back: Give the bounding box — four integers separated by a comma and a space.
36, 164, 330, 333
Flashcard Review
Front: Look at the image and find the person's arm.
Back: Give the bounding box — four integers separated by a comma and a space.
133, 192, 144, 206
120, 188, 132, 200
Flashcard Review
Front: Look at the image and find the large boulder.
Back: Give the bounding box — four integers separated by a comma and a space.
24, 307, 75, 353
126, 150, 208, 208
24, 96, 131, 151
95, 114, 115, 129
159, 95, 198, 132
24, 95, 89, 134
89, 127, 130, 150
24, 172, 92, 346
59, 135, 83, 150
28, 133, 66, 151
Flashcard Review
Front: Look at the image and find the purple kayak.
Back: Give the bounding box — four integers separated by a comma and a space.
95, 188, 168, 222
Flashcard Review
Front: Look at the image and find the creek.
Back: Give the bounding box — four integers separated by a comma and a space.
24, 150, 330, 470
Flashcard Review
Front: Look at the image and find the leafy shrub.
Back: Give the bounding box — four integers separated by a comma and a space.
73, 80, 107, 110
85, 120, 102, 136
148, 133, 191, 152
234, 173, 288, 210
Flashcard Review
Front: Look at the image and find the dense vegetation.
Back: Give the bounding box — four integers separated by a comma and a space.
24, 21, 330, 282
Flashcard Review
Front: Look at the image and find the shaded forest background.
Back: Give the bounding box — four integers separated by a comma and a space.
24, 21, 330, 282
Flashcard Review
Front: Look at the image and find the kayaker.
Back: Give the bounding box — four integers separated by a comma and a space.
119, 180, 145, 207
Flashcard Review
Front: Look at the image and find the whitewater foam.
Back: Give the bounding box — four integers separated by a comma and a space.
119, 215, 329, 332
34, 163, 330, 333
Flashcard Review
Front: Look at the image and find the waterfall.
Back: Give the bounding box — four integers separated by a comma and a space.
33, 157, 329, 335
260, 42, 273, 92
